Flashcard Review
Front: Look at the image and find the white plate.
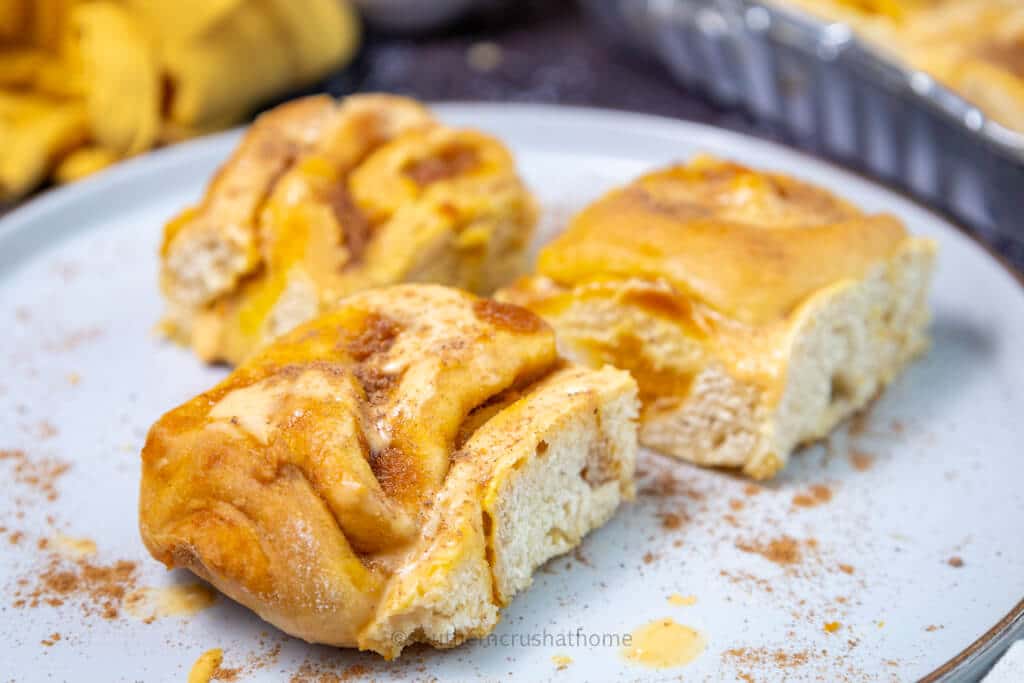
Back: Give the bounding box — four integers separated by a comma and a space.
2, 104, 1023, 682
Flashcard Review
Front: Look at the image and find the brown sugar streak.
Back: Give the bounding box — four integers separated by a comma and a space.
404, 146, 479, 185
346, 314, 401, 361
472, 299, 546, 334
323, 184, 373, 265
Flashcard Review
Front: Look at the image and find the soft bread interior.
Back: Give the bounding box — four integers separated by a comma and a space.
503, 238, 935, 479
360, 365, 638, 656
758, 236, 935, 476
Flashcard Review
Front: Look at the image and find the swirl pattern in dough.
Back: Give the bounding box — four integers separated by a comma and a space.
140, 284, 638, 657
159, 94, 537, 364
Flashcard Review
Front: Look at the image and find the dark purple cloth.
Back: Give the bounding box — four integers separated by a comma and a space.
331, 1, 784, 139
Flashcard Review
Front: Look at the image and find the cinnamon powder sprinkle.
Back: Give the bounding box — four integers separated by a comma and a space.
45, 326, 104, 353
640, 471, 679, 497
723, 647, 810, 669
735, 536, 802, 565
719, 569, 774, 594
290, 661, 370, 682
838, 564, 855, 575
792, 485, 832, 508
12, 552, 138, 619
214, 642, 281, 681
948, 556, 964, 568
849, 450, 874, 472
0, 448, 71, 501
41, 632, 61, 646
212, 665, 242, 681
658, 512, 684, 530
848, 398, 877, 436
37, 421, 58, 439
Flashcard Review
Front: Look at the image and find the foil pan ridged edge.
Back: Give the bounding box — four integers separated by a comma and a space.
581, 0, 1024, 271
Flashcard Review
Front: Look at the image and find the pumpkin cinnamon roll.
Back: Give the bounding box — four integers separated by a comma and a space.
499, 155, 936, 479
159, 94, 537, 364
139, 284, 638, 657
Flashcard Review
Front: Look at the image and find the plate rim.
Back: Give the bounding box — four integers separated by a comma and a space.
1, 101, 1020, 681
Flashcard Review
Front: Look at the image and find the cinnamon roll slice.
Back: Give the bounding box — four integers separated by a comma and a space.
140, 285, 638, 657
159, 94, 537, 364
499, 155, 936, 479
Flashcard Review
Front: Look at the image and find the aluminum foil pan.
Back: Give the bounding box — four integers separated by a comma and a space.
581, 0, 1024, 270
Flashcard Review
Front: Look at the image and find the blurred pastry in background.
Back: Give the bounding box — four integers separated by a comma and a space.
160, 93, 538, 365
0, 0, 360, 201
775, 0, 940, 26
499, 155, 936, 480
775, 0, 1024, 132
903, 1, 1024, 133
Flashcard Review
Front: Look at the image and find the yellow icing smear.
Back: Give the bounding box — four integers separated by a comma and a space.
551, 654, 573, 670
622, 618, 706, 669
51, 534, 97, 559
127, 583, 218, 621
667, 593, 697, 607
187, 648, 222, 683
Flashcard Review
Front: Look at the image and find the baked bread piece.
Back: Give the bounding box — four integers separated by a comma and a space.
498, 156, 936, 479
902, 1, 1024, 132
140, 284, 638, 657
775, 0, 1024, 132
160, 93, 537, 364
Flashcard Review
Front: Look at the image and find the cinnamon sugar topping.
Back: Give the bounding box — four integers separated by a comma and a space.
346, 314, 401, 361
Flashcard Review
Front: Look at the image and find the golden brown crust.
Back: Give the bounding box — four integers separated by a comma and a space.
499, 155, 935, 479
159, 94, 537, 365
160, 95, 338, 301
534, 155, 908, 327
140, 285, 637, 655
